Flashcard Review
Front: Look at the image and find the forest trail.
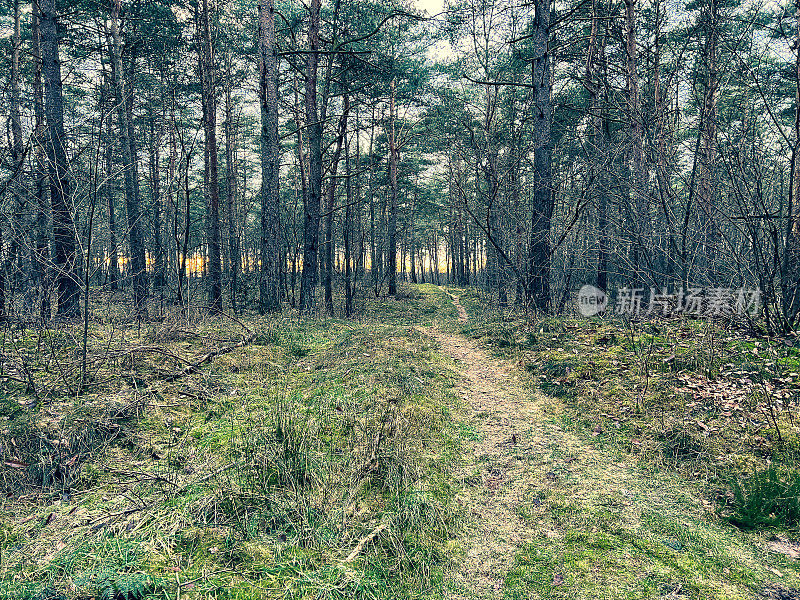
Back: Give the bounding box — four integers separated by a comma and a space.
425, 288, 787, 599
443, 289, 469, 323
423, 291, 537, 597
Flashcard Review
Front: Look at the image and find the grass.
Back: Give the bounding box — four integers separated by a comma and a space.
433, 285, 800, 599
4, 282, 800, 599
504, 456, 792, 599
454, 286, 800, 480
0, 284, 466, 600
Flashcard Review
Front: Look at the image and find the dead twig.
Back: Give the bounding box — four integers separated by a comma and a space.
104, 467, 180, 488
344, 521, 390, 563
163, 334, 256, 382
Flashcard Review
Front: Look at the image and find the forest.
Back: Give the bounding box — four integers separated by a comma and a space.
3, 0, 800, 598
0, 0, 797, 323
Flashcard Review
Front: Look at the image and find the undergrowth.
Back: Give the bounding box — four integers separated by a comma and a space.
0, 284, 462, 599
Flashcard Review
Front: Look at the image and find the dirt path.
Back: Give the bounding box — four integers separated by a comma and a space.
443, 290, 469, 323
429, 325, 539, 598
423, 290, 543, 597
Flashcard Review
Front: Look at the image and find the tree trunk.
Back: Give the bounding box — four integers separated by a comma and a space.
110, 0, 147, 316
291, 72, 308, 306
369, 106, 379, 293
126, 45, 145, 303
41, 0, 80, 318
784, 0, 800, 327
527, 0, 553, 311
586, 0, 609, 294
344, 119, 354, 317
105, 108, 118, 291
200, 0, 222, 313
625, 0, 648, 286
8, 0, 25, 313
149, 107, 165, 291
508, 101, 525, 305
354, 108, 365, 281
31, 0, 51, 320
259, 0, 281, 313
97, 56, 114, 292
167, 88, 178, 296
299, 0, 322, 314
0, 222, 5, 321
388, 79, 399, 296
448, 156, 456, 283
323, 91, 350, 314
225, 74, 240, 312
410, 189, 418, 285
697, 0, 720, 283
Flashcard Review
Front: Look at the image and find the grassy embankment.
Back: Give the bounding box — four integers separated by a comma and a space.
0, 285, 464, 600
4, 283, 800, 599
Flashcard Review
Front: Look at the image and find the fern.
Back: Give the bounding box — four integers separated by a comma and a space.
74, 569, 154, 600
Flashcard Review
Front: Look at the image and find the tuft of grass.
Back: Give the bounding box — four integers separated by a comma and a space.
724, 465, 800, 529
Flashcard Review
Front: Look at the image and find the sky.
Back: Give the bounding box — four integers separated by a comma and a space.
415, 0, 445, 17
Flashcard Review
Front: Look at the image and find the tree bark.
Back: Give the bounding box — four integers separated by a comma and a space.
259, 0, 281, 313
784, 0, 800, 327
323, 91, 350, 314
9, 0, 25, 310
625, 0, 648, 286
387, 78, 399, 296
100, 58, 118, 292
586, 0, 609, 293
697, 0, 720, 283
149, 105, 165, 291
527, 0, 553, 311
41, 0, 80, 318
368, 106, 379, 293
31, 0, 51, 320
200, 0, 222, 313
224, 73, 240, 312
344, 119, 354, 317
299, 0, 322, 314
105, 125, 118, 291
110, 0, 147, 316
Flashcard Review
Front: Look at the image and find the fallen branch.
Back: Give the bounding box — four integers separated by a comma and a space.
104, 467, 180, 488
163, 334, 256, 382
344, 521, 390, 563
90, 503, 152, 525
114, 345, 194, 366
176, 461, 236, 494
